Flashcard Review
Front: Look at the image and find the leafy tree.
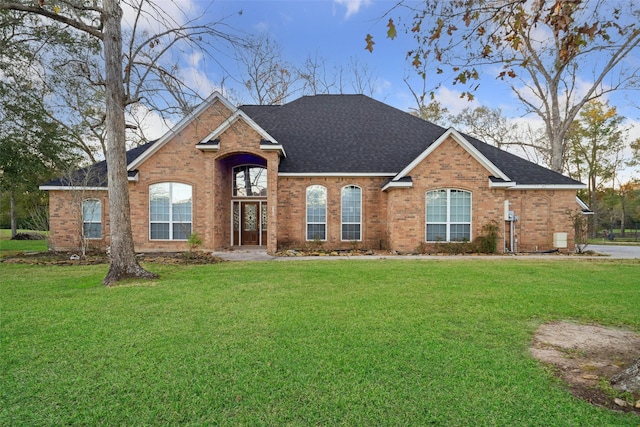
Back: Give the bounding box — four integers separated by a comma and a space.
0, 0, 239, 285
565, 100, 626, 235
0, 83, 79, 237
410, 100, 449, 126
373, 0, 640, 172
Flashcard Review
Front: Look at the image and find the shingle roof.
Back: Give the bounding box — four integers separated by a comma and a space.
43, 95, 583, 188
240, 94, 582, 186
240, 94, 446, 174
41, 141, 155, 188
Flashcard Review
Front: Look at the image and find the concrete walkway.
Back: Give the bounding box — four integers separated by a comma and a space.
212, 245, 640, 261
588, 244, 640, 259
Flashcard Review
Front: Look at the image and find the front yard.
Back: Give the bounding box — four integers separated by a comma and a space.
2, 259, 639, 425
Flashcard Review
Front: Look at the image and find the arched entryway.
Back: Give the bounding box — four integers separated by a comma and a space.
228, 158, 268, 247
232, 164, 268, 246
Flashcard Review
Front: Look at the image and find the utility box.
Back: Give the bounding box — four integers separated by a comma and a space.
553, 232, 568, 248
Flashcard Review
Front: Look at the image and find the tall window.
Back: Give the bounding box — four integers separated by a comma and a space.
82, 199, 101, 239
341, 185, 361, 241
233, 165, 267, 197
306, 185, 327, 240
426, 189, 471, 242
149, 183, 192, 240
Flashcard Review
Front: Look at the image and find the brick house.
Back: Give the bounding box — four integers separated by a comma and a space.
41, 93, 585, 254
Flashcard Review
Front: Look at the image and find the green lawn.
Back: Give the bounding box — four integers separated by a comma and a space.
2, 259, 639, 426
0, 229, 48, 256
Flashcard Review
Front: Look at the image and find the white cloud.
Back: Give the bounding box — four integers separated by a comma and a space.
333, 0, 372, 19
433, 86, 480, 115
126, 103, 173, 143
121, 0, 199, 34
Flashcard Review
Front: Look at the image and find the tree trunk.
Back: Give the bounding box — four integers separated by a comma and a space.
10, 190, 17, 238
102, 0, 157, 286
610, 356, 640, 393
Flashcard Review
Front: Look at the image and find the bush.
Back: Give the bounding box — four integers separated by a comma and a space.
474, 221, 499, 254
11, 232, 46, 241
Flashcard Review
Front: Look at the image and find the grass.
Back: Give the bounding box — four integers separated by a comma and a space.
0, 229, 48, 257
2, 259, 640, 426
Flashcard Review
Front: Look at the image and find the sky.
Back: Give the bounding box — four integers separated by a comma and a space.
131, 0, 639, 183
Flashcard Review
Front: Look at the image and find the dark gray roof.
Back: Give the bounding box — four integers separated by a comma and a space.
44, 95, 582, 188
240, 94, 581, 186
41, 141, 155, 187
240, 95, 446, 174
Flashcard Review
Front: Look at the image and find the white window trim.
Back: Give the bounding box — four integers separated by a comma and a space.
149, 182, 192, 241
425, 189, 472, 242
82, 198, 102, 240
341, 185, 362, 242
306, 185, 327, 241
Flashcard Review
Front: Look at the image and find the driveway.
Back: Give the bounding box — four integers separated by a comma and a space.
589, 244, 640, 259
212, 245, 640, 261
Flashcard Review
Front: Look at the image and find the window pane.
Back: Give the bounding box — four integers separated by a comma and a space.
83, 223, 101, 239
426, 224, 446, 242
450, 190, 471, 222
82, 200, 101, 223
172, 200, 192, 222
261, 204, 268, 231
173, 223, 191, 240
150, 183, 170, 222
150, 223, 170, 240
342, 224, 361, 241
306, 185, 327, 222
307, 224, 326, 240
426, 190, 447, 222
450, 224, 471, 241
233, 166, 267, 197
341, 186, 361, 223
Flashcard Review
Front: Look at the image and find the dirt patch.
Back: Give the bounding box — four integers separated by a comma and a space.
531, 321, 640, 413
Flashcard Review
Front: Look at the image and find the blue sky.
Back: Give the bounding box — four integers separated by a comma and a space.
131, 0, 638, 181
210, 0, 505, 113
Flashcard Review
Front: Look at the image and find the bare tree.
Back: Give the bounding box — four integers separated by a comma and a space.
298, 52, 337, 95
237, 34, 296, 105
374, 0, 640, 172
1, 0, 240, 285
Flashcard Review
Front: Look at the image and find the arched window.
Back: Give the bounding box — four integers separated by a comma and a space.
306, 185, 327, 240
426, 189, 471, 242
341, 185, 362, 241
82, 199, 101, 239
149, 183, 192, 240
233, 165, 267, 197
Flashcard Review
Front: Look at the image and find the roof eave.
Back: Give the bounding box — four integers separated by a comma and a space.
39, 185, 108, 191
506, 184, 587, 190
381, 181, 413, 191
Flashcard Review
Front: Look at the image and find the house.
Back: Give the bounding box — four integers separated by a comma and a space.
40, 93, 585, 254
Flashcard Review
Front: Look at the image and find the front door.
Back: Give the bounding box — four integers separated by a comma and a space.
241, 202, 259, 245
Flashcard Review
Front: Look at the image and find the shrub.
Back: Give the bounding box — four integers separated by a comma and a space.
474, 221, 499, 254
11, 232, 46, 241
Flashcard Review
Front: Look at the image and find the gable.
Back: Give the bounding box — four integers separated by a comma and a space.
195, 109, 285, 157
127, 92, 236, 171
397, 128, 509, 181
383, 128, 584, 191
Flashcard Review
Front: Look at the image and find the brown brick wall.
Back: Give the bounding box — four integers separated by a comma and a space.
48, 190, 110, 252
277, 176, 389, 250
47, 108, 578, 255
